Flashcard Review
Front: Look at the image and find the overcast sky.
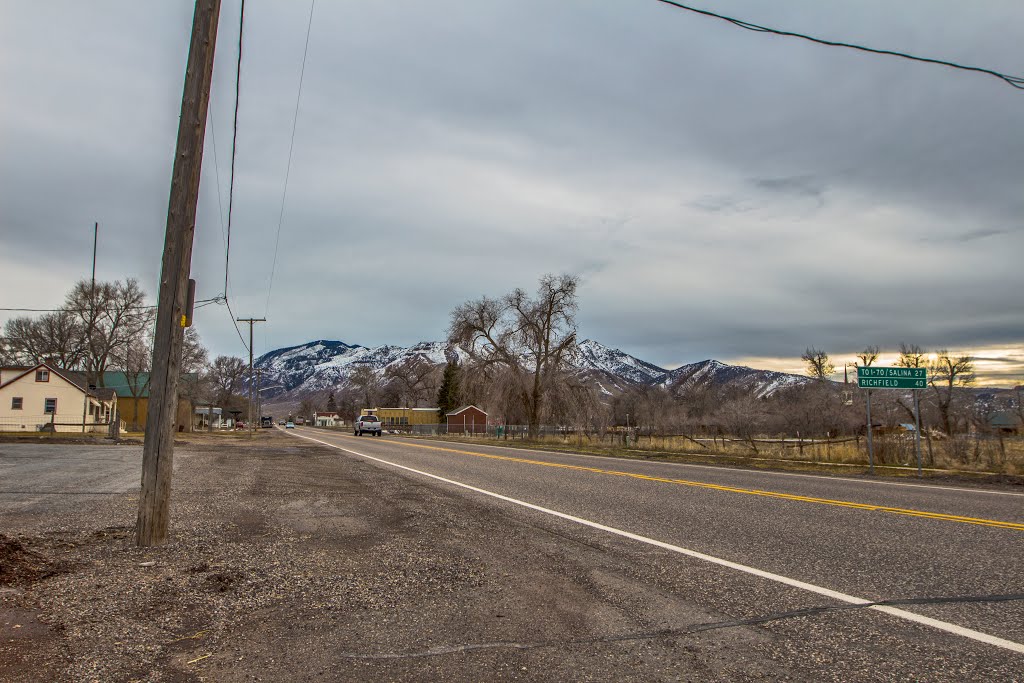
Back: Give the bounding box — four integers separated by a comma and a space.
2, 1, 1022, 385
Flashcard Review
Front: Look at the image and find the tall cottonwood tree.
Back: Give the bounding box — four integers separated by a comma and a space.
448, 274, 579, 436
929, 350, 975, 435
801, 347, 835, 381
208, 355, 248, 409
3, 311, 87, 368
66, 278, 154, 386
385, 357, 440, 407
856, 346, 880, 367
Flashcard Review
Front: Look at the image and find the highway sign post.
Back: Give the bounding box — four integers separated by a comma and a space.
856, 366, 927, 477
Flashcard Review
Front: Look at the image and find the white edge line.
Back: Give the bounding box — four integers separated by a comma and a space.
286, 429, 1024, 655
407, 435, 1024, 498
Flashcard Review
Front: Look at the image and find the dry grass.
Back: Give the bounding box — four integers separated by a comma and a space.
433, 431, 1024, 479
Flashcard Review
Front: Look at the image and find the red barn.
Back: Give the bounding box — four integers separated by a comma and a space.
446, 405, 487, 434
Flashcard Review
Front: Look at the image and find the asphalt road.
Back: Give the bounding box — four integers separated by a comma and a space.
286, 426, 1024, 678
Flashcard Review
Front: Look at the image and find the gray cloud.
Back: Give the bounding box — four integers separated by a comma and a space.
1, 0, 1022, 384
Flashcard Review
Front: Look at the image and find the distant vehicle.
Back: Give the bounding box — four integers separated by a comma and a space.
354, 415, 381, 437
261, 416, 273, 428
278, 420, 285, 425
235, 421, 245, 430
285, 421, 295, 429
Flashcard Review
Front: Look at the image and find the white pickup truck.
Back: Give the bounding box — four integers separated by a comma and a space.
354, 414, 382, 437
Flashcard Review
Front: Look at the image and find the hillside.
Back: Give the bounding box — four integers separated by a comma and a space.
255, 338, 810, 409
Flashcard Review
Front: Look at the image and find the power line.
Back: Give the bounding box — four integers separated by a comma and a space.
265, 0, 316, 316
224, 0, 246, 299
223, 296, 250, 354
653, 0, 1024, 90
208, 109, 229, 258
0, 297, 223, 314
218, 0, 250, 359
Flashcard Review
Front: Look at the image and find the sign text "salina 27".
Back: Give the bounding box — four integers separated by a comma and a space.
857, 366, 927, 389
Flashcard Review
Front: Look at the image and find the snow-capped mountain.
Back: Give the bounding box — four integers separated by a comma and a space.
255, 340, 464, 398
661, 359, 808, 398
573, 339, 669, 385
254, 338, 808, 402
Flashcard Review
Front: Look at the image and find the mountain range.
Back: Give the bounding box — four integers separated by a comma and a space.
255, 338, 809, 406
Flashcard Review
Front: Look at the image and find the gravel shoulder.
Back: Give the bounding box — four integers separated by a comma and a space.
1, 432, 790, 682
1, 432, 1019, 682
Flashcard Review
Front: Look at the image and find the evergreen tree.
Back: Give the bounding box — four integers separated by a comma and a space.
437, 361, 461, 422
327, 391, 338, 413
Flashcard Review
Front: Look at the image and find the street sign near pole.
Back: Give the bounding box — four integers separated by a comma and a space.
857, 366, 927, 389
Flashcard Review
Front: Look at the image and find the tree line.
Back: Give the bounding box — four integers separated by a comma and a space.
291, 273, 1015, 462
0, 278, 259, 429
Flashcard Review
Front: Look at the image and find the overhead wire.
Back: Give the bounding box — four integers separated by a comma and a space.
222, 0, 250, 355
0, 298, 224, 314
652, 0, 1024, 90
264, 0, 317, 317
224, 0, 246, 300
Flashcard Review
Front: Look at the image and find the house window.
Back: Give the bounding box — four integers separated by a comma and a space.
11, 397, 23, 410
44, 398, 57, 414
36, 369, 50, 382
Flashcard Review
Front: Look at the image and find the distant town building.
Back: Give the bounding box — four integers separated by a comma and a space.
359, 407, 441, 428
314, 411, 340, 427
988, 411, 1022, 434
446, 405, 488, 434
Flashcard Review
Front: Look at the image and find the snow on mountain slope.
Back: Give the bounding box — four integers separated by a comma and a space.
662, 359, 808, 398
255, 340, 466, 398
573, 339, 668, 385
255, 338, 808, 401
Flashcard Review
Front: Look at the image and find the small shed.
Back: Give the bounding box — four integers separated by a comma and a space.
446, 405, 487, 434
989, 411, 1022, 434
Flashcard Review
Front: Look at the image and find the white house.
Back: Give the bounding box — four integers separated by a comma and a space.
0, 363, 118, 433
314, 411, 340, 427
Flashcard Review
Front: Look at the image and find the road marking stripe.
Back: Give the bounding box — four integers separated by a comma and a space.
286, 429, 1024, 655
378, 440, 1024, 531
416, 436, 1024, 498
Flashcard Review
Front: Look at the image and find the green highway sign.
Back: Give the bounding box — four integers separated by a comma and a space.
858, 377, 927, 389
857, 366, 927, 389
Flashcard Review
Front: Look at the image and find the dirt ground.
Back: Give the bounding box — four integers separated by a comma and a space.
1, 431, 793, 682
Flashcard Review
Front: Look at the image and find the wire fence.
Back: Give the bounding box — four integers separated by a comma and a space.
312, 422, 1023, 472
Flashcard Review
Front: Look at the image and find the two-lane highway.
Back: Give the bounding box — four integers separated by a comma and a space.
286, 426, 1024, 677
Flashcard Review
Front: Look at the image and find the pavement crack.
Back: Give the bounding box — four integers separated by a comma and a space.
337, 593, 1024, 659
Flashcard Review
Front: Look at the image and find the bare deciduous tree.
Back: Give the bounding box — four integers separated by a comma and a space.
208, 355, 247, 408
3, 312, 87, 368
349, 365, 382, 409
449, 274, 579, 436
896, 343, 927, 368
929, 350, 974, 436
384, 358, 441, 407
66, 278, 154, 386
801, 347, 835, 381
856, 345, 880, 367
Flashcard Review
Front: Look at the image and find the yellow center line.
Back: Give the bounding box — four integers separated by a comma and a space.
370, 437, 1024, 532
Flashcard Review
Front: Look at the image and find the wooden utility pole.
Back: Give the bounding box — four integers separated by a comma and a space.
136, 0, 222, 547
255, 368, 264, 429
236, 317, 265, 438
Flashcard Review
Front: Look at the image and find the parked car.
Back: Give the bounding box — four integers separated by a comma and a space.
354, 415, 381, 437
285, 421, 295, 429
